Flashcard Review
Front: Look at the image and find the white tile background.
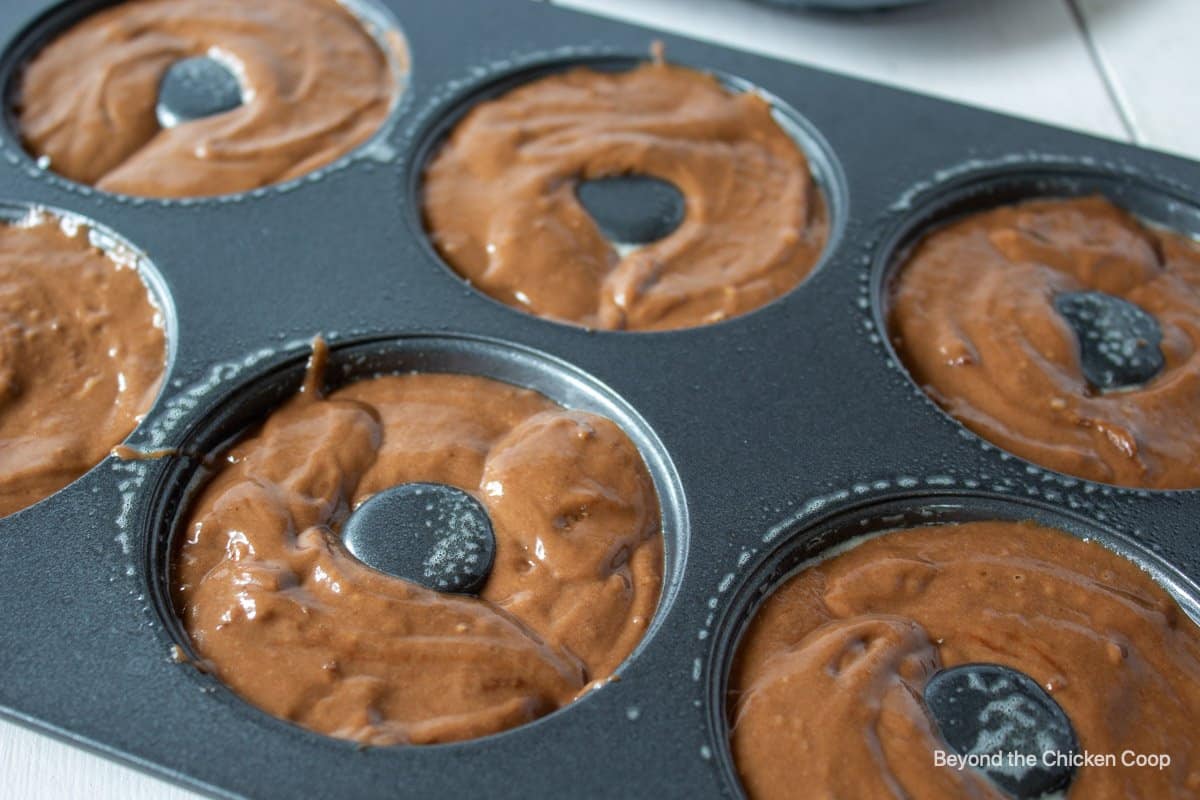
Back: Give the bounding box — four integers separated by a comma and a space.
3, 0, 1197, 796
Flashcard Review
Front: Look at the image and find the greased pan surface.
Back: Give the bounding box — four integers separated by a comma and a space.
0, 1, 1197, 797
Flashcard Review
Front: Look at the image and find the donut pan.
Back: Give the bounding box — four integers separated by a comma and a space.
0, 0, 1199, 797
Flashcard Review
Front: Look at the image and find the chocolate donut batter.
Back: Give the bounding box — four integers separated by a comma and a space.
422, 61, 828, 331
15, 0, 400, 198
0, 212, 165, 517
730, 520, 1200, 799
888, 196, 1200, 488
174, 350, 663, 744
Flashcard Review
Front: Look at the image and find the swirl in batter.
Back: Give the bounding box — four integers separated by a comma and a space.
888, 196, 1200, 488
0, 211, 165, 517
14, 0, 400, 198
173, 349, 663, 744
422, 61, 828, 331
730, 520, 1200, 799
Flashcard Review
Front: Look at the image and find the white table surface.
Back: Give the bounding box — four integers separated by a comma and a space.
4, 0, 1198, 797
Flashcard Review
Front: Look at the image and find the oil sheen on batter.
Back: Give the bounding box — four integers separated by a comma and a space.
422, 61, 828, 331
889, 196, 1200, 488
174, 350, 663, 744
0, 212, 165, 517
730, 520, 1200, 799
15, 0, 399, 198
